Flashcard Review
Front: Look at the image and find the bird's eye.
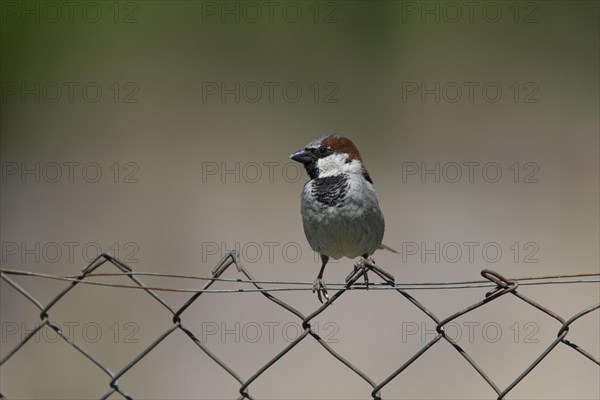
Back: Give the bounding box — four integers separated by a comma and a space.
318, 146, 329, 156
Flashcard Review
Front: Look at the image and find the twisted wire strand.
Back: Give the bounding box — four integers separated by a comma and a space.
1, 267, 598, 293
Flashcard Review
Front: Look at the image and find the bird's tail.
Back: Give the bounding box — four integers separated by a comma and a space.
379, 243, 399, 254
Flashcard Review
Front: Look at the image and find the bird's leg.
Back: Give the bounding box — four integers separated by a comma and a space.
345, 256, 370, 288
346, 256, 364, 283
313, 255, 329, 303
361, 254, 370, 289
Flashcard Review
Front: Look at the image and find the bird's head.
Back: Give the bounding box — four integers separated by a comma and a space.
290, 135, 372, 183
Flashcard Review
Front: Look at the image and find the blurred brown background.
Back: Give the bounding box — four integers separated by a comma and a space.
1, 1, 598, 399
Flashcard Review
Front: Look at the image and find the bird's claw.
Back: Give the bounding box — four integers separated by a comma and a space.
346, 257, 370, 288
345, 256, 396, 287
313, 278, 329, 303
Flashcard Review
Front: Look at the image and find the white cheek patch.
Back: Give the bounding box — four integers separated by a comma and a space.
317, 154, 362, 178
343, 159, 363, 175
317, 153, 347, 177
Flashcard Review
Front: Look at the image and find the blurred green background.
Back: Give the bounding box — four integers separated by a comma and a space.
1, 1, 598, 399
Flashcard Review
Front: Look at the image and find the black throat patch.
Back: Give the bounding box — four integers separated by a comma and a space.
312, 175, 349, 207
304, 162, 319, 180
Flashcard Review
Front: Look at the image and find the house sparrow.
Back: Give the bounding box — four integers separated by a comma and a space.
290, 135, 395, 302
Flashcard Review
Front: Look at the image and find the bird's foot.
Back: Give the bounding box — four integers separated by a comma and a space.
346, 257, 396, 286
344, 257, 371, 288
313, 278, 329, 303
361, 258, 371, 289
346, 257, 364, 283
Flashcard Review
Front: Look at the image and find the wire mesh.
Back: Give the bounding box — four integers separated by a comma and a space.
1, 252, 598, 400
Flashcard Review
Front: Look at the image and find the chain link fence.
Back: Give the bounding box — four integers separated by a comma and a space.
1, 252, 598, 399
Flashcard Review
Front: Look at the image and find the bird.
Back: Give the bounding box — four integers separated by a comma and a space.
290, 134, 395, 302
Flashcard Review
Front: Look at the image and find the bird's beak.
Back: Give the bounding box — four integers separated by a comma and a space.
290, 148, 315, 164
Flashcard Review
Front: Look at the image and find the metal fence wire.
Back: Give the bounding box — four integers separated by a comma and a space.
1, 252, 598, 400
